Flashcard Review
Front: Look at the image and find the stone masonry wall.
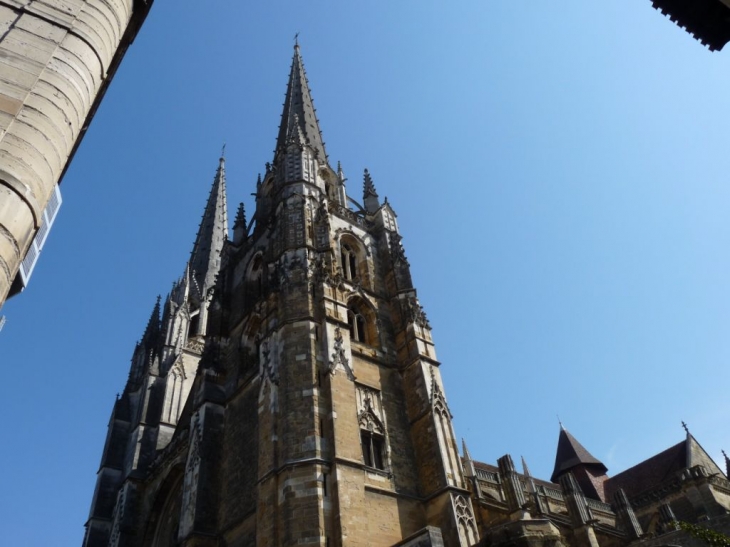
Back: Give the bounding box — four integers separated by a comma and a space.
0, 0, 148, 306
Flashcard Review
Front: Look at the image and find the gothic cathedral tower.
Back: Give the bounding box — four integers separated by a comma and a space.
84, 45, 479, 547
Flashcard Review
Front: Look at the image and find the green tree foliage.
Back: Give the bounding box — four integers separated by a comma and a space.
678, 521, 730, 547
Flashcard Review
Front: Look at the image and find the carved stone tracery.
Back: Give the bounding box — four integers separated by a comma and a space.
454, 494, 479, 546
356, 385, 385, 434
404, 295, 430, 329
328, 327, 355, 380
430, 367, 452, 417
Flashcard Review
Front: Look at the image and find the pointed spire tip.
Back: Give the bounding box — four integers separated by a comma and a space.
521, 455, 532, 477
461, 438, 472, 460
274, 39, 327, 164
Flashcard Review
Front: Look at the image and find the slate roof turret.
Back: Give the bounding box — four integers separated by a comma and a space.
551, 425, 607, 483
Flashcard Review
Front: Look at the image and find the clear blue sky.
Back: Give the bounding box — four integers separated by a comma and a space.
1, 2, 729, 544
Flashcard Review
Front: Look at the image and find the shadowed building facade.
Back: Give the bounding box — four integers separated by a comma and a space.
84, 45, 477, 547
650, 0, 730, 51
85, 47, 730, 547
0, 0, 153, 308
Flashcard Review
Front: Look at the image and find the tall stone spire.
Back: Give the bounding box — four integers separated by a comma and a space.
275, 43, 327, 162
189, 155, 229, 296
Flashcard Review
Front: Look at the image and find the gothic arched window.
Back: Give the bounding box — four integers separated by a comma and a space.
341, 242, 358, 281
361, 430, 385, 470
248, 254, 264, 300
187, 312, 200, 339
357, 386, 388, 471
349, 301, 376, 346
348, 306, 365, 343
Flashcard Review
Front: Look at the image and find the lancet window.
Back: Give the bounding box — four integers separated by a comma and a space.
357, 385, 388, 471
361, 431, 385, 469
347, 303, 366, 343
432, 378, 461, 487
187, 312, 200, 339
164, 362, 186, 423
341, 242, 358, 281
347, 297, 376, 345
455, 495, 479, 545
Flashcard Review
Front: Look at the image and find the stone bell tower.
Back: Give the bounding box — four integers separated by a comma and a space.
211, 43, 478, 546
85, 44, 478, 547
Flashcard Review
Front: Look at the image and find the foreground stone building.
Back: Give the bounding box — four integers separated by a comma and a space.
84, 46, 730, 547
0, 0, 153, 308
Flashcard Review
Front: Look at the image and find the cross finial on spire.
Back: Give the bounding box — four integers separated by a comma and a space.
294, 32, 300, 49
682, 421, 689, 434
189, 154, 229, 295
221, 143, 226, 159
558, 415, 564, 430
274, 41, 327, 163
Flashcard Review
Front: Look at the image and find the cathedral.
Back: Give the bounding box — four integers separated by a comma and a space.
83, 46, 730, 547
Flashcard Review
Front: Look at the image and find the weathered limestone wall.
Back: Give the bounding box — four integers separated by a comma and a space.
0, 0, 151, 307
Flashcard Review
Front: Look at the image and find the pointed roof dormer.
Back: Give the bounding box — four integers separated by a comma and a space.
189, 155, 229, 297
551, 424, 607, 483
275, 43, 327, 163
